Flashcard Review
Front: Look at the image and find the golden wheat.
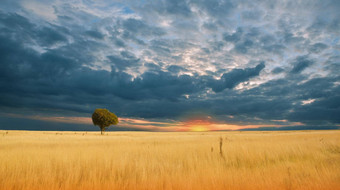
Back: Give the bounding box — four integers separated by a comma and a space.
0, 130, 339, 190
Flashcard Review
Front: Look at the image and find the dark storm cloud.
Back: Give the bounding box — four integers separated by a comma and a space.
290, 56, 314, 74
85, 30, 104, 39
286, 92, 340, 125
201, 74, 340, 126
271, 67, 285, 74
36, 26, 68, 45
0, 12, 69, 47
0, 12, 33, 31
288, 106, 340, 125
208, 62, 265, 92
107, 52, 140, 71
0, 0, 339, 131
223, 27, 285, 55
0, 22, 269, 117
0, 21, 194, 105
257, 76, 339, 124
133, 71, 199, 100
167, 65, 187, 74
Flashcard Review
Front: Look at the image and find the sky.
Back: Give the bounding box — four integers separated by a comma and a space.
0, 0, 339, 131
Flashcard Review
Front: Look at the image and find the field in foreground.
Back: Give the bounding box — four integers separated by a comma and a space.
0, 130, 339, 190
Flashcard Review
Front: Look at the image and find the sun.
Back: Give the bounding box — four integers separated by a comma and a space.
184, 118, 213, 131
190, 124, 209, 132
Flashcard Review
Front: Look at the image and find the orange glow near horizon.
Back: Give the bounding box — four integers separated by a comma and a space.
183, 118, 215, 131
4, 113, 296, 131
179, 116, 289, 131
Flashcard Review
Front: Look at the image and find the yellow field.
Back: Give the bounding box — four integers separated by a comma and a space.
0, 130, 339, 190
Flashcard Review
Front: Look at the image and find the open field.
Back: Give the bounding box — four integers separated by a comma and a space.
0, 130, 339, 190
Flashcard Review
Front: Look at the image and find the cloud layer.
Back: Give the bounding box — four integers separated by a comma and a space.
0, 0, 339, 130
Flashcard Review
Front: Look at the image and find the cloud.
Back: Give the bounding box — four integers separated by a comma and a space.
241, 10, 264, 21
290, 56, 314, 74
85, 30, 104, 39
160, 0, 192, 17
308, 43, 328, 53
122, 18, 166, 37
0, 0, 339, 131
208, 62, 265, 92
167, 65, 187, 74
108, 53, 140, 71
223, 27, 286, 55
191, 0, 235, 18
271, 67, 285, 74
223, 28, 243, 43
0, 114, 153, 131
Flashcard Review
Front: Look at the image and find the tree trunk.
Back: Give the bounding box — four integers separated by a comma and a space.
101, 128, 103, 135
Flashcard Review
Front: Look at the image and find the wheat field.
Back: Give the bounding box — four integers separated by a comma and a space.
0, 130, 339, 190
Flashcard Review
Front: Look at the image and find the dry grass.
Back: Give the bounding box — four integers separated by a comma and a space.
0, 130, 339, 190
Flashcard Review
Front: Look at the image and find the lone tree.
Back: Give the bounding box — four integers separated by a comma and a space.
92, 108, 119, 135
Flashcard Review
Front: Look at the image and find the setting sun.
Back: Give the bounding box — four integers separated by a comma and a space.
190, 124, 209, 131
184, 119, 213, 131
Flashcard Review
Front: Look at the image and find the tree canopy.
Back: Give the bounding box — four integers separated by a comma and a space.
92, 108, 119, 134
